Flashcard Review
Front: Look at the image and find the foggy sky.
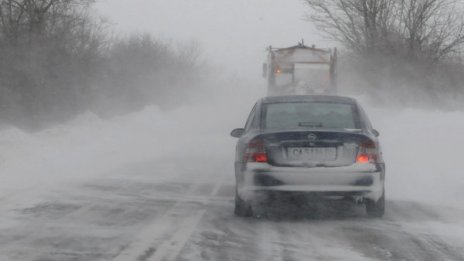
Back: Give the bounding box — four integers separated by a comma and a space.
95, 0, 329, 82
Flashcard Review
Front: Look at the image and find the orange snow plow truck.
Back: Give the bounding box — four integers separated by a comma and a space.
263, 42, 337, 95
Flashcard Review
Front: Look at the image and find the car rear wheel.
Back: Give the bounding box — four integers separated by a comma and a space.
234, 190, 252, 217
365, 189, 385, 218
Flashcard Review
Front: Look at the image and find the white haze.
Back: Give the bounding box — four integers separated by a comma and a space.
95, 0, 331, 83
0, 83, 463, 210
0, 0, 463, 220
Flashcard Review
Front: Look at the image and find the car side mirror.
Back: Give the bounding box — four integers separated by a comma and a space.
372, 129, 380, 137
231, 128, 245, 138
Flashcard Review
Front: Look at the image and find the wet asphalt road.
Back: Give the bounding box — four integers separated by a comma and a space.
1, 160, 464, 261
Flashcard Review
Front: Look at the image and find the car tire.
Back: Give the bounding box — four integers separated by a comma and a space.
365, 189, 385, 218
234, 190, 252, 217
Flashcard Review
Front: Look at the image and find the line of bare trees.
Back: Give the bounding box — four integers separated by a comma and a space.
305, 0, 464, 107
0, 0, 204, 129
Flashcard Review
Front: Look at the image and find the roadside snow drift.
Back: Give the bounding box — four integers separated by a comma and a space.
0, 92, 463, 209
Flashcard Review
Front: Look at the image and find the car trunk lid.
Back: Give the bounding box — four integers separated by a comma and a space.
257, 130, 372, 167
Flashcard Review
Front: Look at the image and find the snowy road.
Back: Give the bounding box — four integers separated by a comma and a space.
1, 155, 464, 261
1, 98, 464, 261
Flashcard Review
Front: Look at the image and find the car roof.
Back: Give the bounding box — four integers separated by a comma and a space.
260, 95, 357, 104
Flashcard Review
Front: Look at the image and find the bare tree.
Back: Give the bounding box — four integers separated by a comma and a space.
0, 0, 102, 128
0, 1, 207, 129
305, 0, 464, 63
0, 0, 94, 44
400, 0, 464, 62
305, 0, 464, 106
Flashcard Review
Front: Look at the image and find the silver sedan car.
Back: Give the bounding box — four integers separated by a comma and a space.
231, 95, 385, 218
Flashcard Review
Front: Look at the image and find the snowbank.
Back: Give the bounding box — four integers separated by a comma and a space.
368, 106, 464, 207
0, 92, 463, 209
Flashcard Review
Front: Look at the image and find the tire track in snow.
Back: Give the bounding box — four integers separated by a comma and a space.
343, 201, 464, 261
257, 221, 281, 261
145, 210, 205, 261
113, 174, 225, 261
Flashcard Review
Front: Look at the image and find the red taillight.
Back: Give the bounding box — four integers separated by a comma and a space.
245, 139, 268, 163
253, 153, 268, 163
356, 154, 370, 163
356, 141, 378, 163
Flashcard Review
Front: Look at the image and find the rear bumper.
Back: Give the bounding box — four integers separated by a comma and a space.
238, 162, 384, 202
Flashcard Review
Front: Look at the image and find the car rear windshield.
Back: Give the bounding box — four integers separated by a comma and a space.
263, 102, 358, 130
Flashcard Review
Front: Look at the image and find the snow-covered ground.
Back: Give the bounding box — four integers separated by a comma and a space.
366, 104, 464, 208
0, 84, 257, 199
1, 90, 462, 209
1, 88, 464, 260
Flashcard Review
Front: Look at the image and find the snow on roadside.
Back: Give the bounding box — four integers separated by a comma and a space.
0, 91, 463, 210
365, 104, 464, 208
0, 105, 226, 195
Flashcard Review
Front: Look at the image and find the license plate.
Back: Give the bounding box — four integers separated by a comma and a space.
287, 147, 336, 161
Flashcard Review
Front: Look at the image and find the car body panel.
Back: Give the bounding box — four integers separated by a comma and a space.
233, 95, 385, 204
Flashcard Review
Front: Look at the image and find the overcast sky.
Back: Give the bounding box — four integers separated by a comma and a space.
95, 0, 329, 82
